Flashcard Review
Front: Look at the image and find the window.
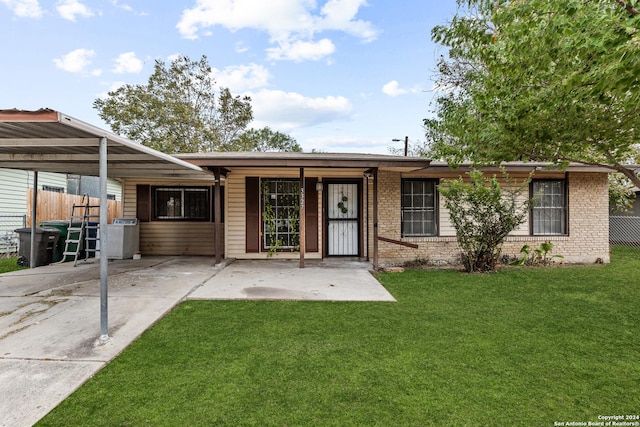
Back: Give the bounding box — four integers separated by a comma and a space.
401, 179, 438, 237
261, 179, 300, 250
531, 180, 567, 235
153, 187, 210, 220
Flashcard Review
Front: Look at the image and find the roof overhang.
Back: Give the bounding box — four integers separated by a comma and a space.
0, 109, 211, 180
177, 151, 433, 172
423, 161, 614, 174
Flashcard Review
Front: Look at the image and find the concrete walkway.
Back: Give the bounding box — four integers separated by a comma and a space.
0, 256, 392, 427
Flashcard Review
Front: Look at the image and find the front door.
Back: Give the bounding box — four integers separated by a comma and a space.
326, 182, 360, 256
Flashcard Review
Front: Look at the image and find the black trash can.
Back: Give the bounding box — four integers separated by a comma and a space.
14, 227, 61, 267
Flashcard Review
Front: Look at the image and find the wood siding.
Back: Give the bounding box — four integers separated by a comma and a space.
122, 178, 222, 256
139, 221, 219, 255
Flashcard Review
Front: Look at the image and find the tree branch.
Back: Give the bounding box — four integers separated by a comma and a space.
614, 0, 640, 16
523, 151, 640, 188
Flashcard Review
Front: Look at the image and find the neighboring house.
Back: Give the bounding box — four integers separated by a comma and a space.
120, 152, 610, 267
0, 168, 122, 255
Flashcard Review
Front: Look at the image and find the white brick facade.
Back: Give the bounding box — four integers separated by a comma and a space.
374, 171, 609, 267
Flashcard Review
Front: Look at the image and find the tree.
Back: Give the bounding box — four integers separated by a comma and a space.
230, 127, 302, 152
438, 170, 530, 272
94, 55, 253, 153
425, 0, 640, 187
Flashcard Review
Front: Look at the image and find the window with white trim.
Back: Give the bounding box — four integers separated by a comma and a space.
401, 179, 438, 237
531, 180, 567, 235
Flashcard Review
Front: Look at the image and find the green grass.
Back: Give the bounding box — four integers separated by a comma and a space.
0, 257, 26, 274
37, 247, 640, 426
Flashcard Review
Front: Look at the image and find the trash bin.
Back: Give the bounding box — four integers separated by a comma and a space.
39, 220, 69, 262
40, 220, 99, 262
14, 227, 61, 267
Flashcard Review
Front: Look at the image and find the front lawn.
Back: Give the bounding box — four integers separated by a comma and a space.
37, 247, 640, 426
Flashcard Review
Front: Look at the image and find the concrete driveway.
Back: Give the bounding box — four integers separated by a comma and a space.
0, 257, 393, 427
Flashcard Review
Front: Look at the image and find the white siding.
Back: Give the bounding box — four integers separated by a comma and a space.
0, 169, 68, 214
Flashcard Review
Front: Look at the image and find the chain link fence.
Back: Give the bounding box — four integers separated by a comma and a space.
610, 215, 640, 255
0, 214, 26, 259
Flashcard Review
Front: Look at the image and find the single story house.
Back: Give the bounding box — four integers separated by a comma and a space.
124, 152, 610, 267
0, 109, 611, 269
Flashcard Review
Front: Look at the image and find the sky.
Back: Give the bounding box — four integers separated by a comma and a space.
1, 0, 458, 154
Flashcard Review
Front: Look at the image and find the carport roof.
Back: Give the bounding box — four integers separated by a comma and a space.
0, 108, 211, 180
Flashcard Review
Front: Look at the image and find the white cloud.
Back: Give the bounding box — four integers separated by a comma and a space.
266, 38, 335, 62
235, 41, 249, 53
109, 0, 131, 12
56, 0, 93, 21
176, 0, 378, 62
303, 135, 392, 153
211, 63, 270, 92
109, 0, 145, 15
248, 89, 352, 130
112, 52, 143, 74
53, 48, 98, 74
382, 80, 408, 97
1, 0, 43, 18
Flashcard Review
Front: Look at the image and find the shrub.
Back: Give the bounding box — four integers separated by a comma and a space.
439, 170, 530, 272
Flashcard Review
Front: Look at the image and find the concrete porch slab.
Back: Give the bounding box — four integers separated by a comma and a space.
188, 259, 396, 302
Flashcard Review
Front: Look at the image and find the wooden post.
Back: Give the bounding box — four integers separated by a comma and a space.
214, 168, 222, 265
372, 168, 379, 270
299, 167, 306, 268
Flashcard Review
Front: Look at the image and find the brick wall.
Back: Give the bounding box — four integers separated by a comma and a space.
375, 171, 610, 267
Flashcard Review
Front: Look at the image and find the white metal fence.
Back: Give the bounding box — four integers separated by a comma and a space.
610, 215, 640, 253
0, 214, 26, 259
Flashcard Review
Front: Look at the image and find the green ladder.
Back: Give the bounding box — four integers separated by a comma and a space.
61, 195, 101, 266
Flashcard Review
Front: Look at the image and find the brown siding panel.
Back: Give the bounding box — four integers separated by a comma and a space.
139, 222, 219, 255
245, 177, 260, 253
305, 177, 319, 252
136, 184, 150, 222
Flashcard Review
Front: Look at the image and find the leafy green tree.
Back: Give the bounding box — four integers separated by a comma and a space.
425, 0, 640, 187
94, 55, 252, 153
439, 170, 530, 272
230, 127, 302, 152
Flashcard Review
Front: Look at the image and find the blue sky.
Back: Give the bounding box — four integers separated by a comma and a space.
1, 0, 457, 154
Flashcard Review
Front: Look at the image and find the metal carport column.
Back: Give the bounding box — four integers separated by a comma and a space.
99, 136, 109, 339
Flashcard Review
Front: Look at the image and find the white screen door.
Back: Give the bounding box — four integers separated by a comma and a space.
326, 183, 359, 256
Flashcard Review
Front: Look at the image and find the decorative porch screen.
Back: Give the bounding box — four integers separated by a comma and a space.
261, 179, 300, 250
401, 179, 438, 237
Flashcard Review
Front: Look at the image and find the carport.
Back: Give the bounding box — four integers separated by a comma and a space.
0, 108, 213, 339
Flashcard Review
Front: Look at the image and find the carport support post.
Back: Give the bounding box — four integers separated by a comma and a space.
29, 171, 38, 268
99, 136, 109, 339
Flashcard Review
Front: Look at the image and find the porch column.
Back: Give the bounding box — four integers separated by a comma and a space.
99, 136, 109, 339
214, 168, 222, 265
299, 167, 306, 268
372, 167, 379, 270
